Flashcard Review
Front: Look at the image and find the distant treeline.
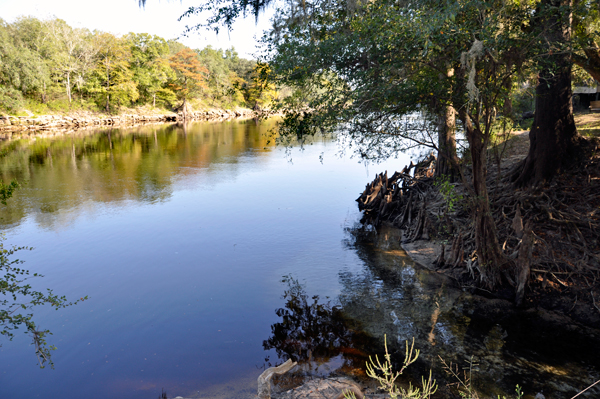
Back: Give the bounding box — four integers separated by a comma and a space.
0, 17, 276, 115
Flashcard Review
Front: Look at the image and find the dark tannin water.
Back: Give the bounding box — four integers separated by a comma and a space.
0, 120, 598, 399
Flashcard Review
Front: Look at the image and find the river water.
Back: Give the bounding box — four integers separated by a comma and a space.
0, 120, 598, 399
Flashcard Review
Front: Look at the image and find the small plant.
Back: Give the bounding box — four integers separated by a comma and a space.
440, 356, 524, 399
439, 355, 479, 398
0, 180, 20, 205
346, 335, 437, 399
434, 175, 463, 214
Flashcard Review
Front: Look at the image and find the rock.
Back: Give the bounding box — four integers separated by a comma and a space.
276, 378, 367, 399
0, 108, 258, 133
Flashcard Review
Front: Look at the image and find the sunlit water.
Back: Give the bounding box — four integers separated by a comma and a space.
0, 120, 598, 399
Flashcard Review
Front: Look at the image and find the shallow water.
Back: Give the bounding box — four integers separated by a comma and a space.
0, 120, 598, 399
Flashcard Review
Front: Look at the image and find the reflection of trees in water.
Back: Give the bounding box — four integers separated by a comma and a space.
0, 119, 278, 229
263, 275, 377, 378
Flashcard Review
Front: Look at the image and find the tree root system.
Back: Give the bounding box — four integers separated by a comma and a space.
356, 145, 600, 328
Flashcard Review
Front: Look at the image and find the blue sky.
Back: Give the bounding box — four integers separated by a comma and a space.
0, 0, 272, 58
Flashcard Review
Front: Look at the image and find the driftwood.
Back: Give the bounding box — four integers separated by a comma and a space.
258, 359, 298, 399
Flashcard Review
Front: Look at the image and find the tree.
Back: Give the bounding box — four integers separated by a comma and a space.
0, 19, 48, 112
571, 0, 600, 82
197, 46, 233, 105
0, 180, 86, 368
92, 32, 138, 112
168, 48, 209, 117
7, 17, 54, 104
45, 19, 93, 104
127, 33, 175, 107
224, 47, 255, 79
513, 0, 583, 186
194, 46, 258, 107
148, 0, 595, 189
244, 61, 276, 110
156, 0, 540, 287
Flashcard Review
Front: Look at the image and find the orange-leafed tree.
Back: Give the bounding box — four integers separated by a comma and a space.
169, 48, 208, 118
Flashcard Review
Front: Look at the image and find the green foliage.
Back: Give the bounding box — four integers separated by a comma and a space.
244, 62, 277, 109
90, 32, 139, 112
0, 235, 87, 368
434, 176, 463, 214
0, 86, 24, 114
127, 33, 175, 107
195, 46, 260, 108
511, 83, 536, 119
0, 180, 20, 205
0, 16, 262, 114
243, 0, 538, 165
197, 46, 234, 105
0, 181, 87, 368
0, 19, 48, 112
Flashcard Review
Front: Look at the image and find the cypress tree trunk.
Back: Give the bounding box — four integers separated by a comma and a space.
435, 104, 460, 181
435, 68, 460, 181
461, 110, 506, 288
514, 0, 581, 186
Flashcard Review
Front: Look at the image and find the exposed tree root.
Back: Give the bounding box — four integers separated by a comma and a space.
356, 141, 600, 326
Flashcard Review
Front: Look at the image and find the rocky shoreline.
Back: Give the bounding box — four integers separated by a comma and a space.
0, 108, 261, 137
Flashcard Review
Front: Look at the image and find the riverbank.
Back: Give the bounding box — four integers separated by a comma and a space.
359, 112, 600, 327
348, 112, 600, 397
0, 106, 262, 135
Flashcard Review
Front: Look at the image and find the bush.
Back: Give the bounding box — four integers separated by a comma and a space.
0, 86, 24, 114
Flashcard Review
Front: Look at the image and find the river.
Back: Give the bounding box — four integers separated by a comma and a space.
0, 119, 598, 399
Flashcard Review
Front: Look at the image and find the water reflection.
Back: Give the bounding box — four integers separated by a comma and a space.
2, 119, 598, 398
264, 276, 375, 373
259, 222, 600, 398
263, 275, 380, 395
0, 119, 277, 229
339, 224, 600, 398
3, 118, 413, 399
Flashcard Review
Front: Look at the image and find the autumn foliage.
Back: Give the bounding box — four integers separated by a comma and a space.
169, 48, 208, 106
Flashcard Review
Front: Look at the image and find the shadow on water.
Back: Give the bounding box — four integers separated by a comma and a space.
263, 222, 600, 397
263, 275, 381, 393
335, 223, 600, 398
